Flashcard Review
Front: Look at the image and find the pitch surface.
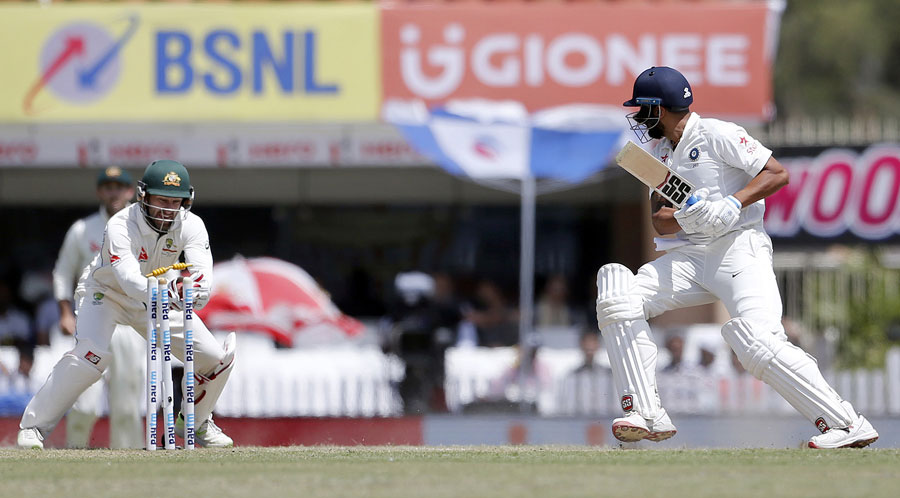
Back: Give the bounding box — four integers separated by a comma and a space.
2, 446, 898, 497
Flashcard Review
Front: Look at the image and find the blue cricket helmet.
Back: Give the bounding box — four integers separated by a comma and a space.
623, 66, 693, 111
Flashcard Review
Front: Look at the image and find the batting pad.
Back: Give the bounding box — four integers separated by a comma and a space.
597, 264, 661, 419
722, 318, 855, 429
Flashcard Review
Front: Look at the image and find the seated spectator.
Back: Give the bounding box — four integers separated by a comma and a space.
535, 274, 573, 327
463, 279, 518, 347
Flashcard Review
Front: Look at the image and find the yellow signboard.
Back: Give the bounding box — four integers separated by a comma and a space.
0, 4, 379, 122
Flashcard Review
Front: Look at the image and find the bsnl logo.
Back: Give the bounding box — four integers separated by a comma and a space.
30, 15, 339, 113
157, 29, 339, 95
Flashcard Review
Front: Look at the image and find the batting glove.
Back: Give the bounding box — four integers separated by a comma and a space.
673, 188, 711, 233
703, 195, 743, 237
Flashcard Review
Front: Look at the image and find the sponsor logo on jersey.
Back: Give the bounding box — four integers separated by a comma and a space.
621, 394, 634, 412
162, 171, 181, 186
815, 417, 830, 434
92, 292, 104, 305
661, 153, 668, 162
109, 250, 120, 263
84, 351, 101, 365
139, 247, 148, 262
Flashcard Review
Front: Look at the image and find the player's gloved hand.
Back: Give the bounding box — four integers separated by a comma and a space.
702, 195, 743, 237
166, 278, 184, 311
673, 188, 711, 233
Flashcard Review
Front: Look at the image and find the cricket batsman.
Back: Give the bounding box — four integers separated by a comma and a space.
53, 166, 145, 448
595, 66, 878, 448
19, 160, 235, 449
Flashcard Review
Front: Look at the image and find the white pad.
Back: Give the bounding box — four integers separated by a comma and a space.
20, 353, 104, 437
596, 264, 661, 419
722, 318, 855, 429
191, 332, 236, 425
596, 264, 646, 328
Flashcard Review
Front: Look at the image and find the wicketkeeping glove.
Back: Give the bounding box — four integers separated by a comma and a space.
166, 279, 184, 311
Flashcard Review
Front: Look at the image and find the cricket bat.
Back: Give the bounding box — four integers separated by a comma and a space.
615, 141, 698, 208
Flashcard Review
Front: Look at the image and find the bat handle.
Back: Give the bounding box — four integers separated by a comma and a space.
684, 194, 699, 207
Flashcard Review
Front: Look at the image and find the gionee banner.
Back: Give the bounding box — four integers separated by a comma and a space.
382, 3, 782, 121
0, 4, 379, 122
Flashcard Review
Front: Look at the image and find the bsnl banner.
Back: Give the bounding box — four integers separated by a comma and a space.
382, 3, 781, 120
0, 5, 379, 122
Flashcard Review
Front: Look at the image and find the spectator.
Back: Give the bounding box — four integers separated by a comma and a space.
573, 330, 603, 373
386, 271, 460, 414
535, 274, 573, 327
464, 279, 518, 347
662, 334, 686, 373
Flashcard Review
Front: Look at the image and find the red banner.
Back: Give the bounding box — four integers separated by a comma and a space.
766, 145, 900, 240
382, 3, 779, 120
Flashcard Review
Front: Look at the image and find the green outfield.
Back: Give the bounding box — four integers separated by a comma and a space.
2, 446, 899, 498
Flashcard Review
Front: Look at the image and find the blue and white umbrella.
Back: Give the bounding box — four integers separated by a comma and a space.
382, 99, 627, 184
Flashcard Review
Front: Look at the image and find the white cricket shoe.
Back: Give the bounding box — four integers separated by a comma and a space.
646, 409, 677, 442
808, 414, 878, 449
176, 414, 233, 448
17, 428, 44, 449
612, 412, 650, 442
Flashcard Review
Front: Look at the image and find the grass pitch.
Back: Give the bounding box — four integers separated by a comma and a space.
2, 446, 899, 498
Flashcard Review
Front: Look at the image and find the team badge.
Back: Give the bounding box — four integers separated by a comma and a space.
92, 292, 104, 305
689, 147, 700, 161
163, 238, 178, 253
162, 171, 181, 186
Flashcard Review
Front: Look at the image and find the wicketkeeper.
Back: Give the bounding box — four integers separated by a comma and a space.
19, 160, 236, 449
596, 66, 878, 449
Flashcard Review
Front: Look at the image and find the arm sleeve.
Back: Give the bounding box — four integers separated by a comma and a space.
182, 216, 214, 310
52, 221, 84, 302
107, 222, 151, 304
710, 122, 772, 178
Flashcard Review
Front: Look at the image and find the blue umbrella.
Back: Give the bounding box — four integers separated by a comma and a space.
384, 99, 628, 409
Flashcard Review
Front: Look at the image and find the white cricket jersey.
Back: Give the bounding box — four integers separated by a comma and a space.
77, 203, 213, 312
52, 207, 111, 302
651, 112, 773, 246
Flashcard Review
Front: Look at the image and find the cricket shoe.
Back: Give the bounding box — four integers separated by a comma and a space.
645, 409, 677, 442
612, 412, 650, 442
17, 427, 44, 450
176, 413, 234, 448
808, 414, 878, 449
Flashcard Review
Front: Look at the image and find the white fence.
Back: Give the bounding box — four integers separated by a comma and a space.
4, 340, 900, 418
444, 346, 900, 418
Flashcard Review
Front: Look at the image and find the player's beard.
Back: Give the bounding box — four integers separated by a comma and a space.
647, 122, 665, 140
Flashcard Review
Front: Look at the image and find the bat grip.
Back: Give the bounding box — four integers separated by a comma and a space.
684, 194, 699, 207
